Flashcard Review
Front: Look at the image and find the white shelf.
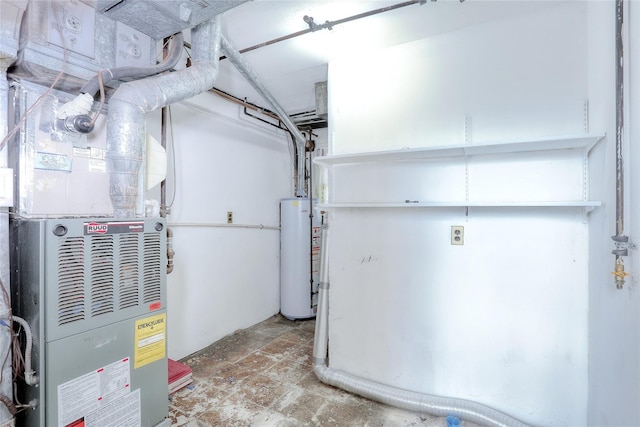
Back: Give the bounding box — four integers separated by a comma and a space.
314, 133, 605, 167
319, 201, 602, 209
316, 134, 604, 216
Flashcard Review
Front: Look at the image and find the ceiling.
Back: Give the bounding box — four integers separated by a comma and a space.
211, 0, 558, 118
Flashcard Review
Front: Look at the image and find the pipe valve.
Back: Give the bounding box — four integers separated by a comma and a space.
612, 257, 630, 289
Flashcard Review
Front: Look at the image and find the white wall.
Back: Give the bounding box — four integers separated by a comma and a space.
146, 92, 294, 360
587, 2, 640, 426
324, 2, 618, 426
328, 3, 588, 154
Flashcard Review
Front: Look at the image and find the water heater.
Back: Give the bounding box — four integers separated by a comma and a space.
280, 198, 320, 320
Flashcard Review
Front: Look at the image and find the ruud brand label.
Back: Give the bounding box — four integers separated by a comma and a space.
84, 221, 145, 235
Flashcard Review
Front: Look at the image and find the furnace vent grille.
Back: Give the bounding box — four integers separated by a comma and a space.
57, 237, 86, 325
90, 235, 115, 317
53, 223, 165, 336
143, 233, 162, 304
119, 234, 140, 310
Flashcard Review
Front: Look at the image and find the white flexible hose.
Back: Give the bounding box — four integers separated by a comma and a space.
311, 219, 529, 427
9, 316, 37, 386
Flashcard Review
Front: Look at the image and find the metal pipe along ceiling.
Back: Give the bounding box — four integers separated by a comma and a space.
214, 0, 437, 197
220, 0, 426, 59
220, 34, 307, 198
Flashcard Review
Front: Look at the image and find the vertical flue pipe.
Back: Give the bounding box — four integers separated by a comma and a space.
107, 18, 221, 218
612, 0, 629, 288
615, 0, 624, 236
312, 219, 330, 366
161, 104, 168, 215
160, 35, 169, 216
308, 146, 314, 308
220, 35, 307, 198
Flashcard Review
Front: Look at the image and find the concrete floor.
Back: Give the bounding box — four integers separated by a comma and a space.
168, 314, 479, 427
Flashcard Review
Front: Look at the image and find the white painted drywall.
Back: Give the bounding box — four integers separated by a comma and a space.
146, 92, 293, 360
329, 208, 589, 426
328, 2, 588, 154
324, 2, 605, 425
586, 2, 640, 426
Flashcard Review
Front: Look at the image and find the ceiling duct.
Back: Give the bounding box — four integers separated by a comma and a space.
13, 0, 158, 91
11, 0, 247, 91
0, 0, 27, 68
95, 0, 249, 39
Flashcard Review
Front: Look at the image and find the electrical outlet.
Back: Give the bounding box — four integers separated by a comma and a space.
227, 211, 233, 224
451, 226, 464, 245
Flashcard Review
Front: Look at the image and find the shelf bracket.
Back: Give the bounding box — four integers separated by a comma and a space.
583, 205, 596, 223
582, 149, 589, 204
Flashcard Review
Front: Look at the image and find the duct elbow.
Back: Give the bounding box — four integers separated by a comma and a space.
106, 18, 222, 217
312, 359, 331, 384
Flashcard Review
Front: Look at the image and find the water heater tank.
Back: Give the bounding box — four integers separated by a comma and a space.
280, 198, 320, 320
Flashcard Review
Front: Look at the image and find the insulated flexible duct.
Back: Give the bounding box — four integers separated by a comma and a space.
106, 18, 221, 218
81, 33, 184, 97
58, 35, 185, 130
220, 35, 307, 197
311, 221, 529, 427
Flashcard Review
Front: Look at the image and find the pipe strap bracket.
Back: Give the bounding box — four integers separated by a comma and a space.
611, 235, 635, 256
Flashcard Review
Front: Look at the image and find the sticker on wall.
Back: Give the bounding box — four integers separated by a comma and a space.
35, 151, 72, 172
57, 358, 132, 427
73, 147, 91, 158
35, 176, 58, 192
134, 313, 166, 369
90, 147, 105, 160
88, 159, 107, 173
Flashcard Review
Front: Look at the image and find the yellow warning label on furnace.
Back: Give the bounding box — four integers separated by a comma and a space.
134, 313, 166, 369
